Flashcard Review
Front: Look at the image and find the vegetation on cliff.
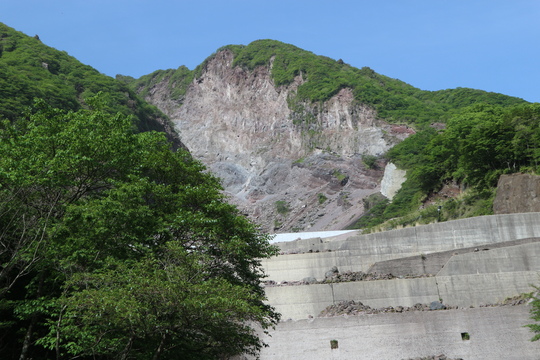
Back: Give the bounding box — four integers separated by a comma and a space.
0, 96, 279, 359
131, 39, 525, 129
353, 102, 540, 230
130, 39, 537, 232
0, 23, 178, 144
527, 288, 540, 341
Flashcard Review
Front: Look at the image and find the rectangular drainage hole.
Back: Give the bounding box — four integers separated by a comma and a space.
461, 332, 470, 340
330, 339, 338, 349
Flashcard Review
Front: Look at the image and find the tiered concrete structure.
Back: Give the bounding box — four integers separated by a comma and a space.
255, 213, 540, 359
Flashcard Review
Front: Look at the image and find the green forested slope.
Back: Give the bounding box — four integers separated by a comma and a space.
0, 23, 180, 146
354, 102, 540, 230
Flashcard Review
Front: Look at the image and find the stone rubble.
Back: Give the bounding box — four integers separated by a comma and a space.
263, 269, 433, 287
318, 300, 454, 317
318, 293, 530, 317
402, 356, 463, 360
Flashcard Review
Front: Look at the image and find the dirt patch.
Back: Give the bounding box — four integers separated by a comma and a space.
423, 182, 462, 207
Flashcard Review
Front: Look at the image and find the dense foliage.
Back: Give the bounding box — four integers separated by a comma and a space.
0, 97, 279, 359
124, 65, 194, 103
0, 23, 177, 143
352, 102, 540, 230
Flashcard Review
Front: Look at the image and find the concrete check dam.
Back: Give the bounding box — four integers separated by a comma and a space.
247, 213, 540, 360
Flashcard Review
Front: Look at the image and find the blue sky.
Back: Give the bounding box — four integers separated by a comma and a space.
1, 0, 539, 102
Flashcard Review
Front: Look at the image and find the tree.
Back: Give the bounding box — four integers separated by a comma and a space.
0, 95, 279, 359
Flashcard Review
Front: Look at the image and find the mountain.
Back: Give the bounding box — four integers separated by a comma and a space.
0, 23, 182, 148
128, 40, 527, 232
1, 24, 531, 233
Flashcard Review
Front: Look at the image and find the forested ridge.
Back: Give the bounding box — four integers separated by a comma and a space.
1, 23, 539, 359
0, 23, 180, 146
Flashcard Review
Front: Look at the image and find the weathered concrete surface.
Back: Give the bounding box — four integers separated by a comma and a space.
343, 212, 540, 253
257, 213, 540, 358
368, 237, 540, 277
331, 277, 438, 309
266, 270, 540, 319
434, 242, 540, 307
253, 306, 540, 360
265, 285, 335, 320
438, 272, 540, 308
263, 213, 540, 281
266, 277, 439, 320
263, 250, 375, 282
438, 241, 540, 276
265, 240, 540, 319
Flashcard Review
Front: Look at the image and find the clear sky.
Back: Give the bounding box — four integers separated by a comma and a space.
1, 0, 539, 102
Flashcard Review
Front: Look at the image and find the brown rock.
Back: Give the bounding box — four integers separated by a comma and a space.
493, 173, 540, 214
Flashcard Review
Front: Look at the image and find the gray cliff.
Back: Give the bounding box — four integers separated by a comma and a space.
137, 49, 414, 232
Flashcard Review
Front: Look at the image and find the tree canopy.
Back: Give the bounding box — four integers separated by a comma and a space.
351, 102, 540, 231
0, 22, 179, 146
0, 95, 279, 359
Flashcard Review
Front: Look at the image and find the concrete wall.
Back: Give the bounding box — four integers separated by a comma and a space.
438, 271, 540, 307
435, 242, 540, 307
254, 306, 540, 360
263, 250, 376, 283
343, 212, 540, 253
266, 270, 540, 319
263, 213, 540, 281
256, 213, 540, 359
368, 237, 540, 277
266, 277, 439, 320
437, 241, 540, 276
265, 242, 540, 319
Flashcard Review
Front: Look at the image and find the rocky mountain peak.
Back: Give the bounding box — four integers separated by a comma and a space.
137, 48, 413, 232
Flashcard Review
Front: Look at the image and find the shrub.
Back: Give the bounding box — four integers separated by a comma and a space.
275, 200, 290, 214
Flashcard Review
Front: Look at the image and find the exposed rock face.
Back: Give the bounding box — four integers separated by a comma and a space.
380, 162, 407, 200
140, 49, 411, 232
493, 173, 540, 214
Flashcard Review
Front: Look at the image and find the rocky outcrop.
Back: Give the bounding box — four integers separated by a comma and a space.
139, 49, 412, 232
493, 173, 540, 214
380, 162, 407, 200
